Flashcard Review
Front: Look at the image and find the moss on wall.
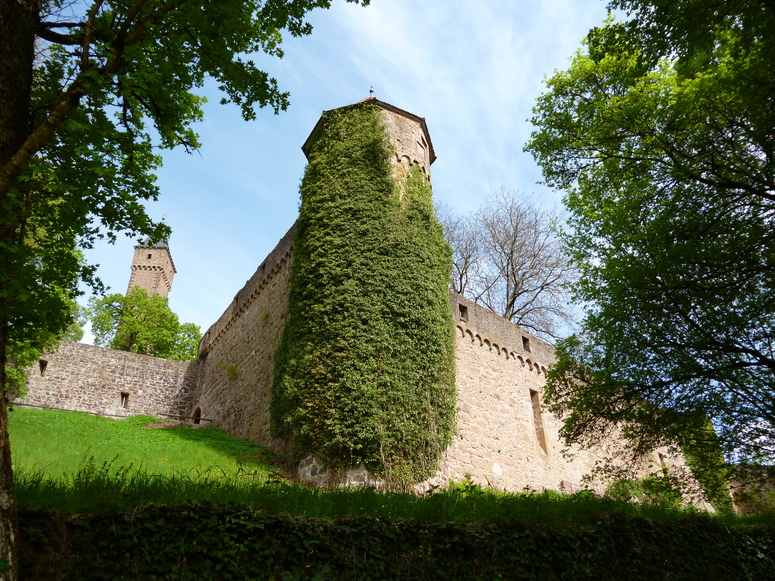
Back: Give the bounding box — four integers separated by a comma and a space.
271, 102, 456, 483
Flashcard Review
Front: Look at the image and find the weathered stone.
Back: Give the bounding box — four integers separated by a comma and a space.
15, 341, 196, 420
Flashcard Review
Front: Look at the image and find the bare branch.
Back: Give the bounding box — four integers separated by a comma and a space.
437, 190, 577, 340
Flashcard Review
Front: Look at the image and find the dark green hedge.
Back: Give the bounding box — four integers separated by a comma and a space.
19, 504, 775, 580
271, 102, 456, 482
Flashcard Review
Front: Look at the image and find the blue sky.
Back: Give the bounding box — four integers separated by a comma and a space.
80, 0, 610, 340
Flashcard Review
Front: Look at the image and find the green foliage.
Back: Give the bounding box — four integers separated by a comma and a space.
89, 287, 201, 360
60, 300, 86, 342
5, 341, 52, 402
216, 363, 239, 379
0, 0, 373, 395
6, 298, 84, 398
605, 477, 683, 510
525, 2, 775, 465
0, 0, 372, 571
8, 408, 723, 521
18, 503, 775, 580
272, 102, 456, 483
10, 410, 775, 578
678, 421, 735, 513
730, 465, 775, 515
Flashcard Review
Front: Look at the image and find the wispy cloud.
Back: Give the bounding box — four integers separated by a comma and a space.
79, 0, 610, 337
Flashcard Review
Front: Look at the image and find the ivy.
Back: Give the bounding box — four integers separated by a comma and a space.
18, 504, 775, 580
271, 102, 456, 483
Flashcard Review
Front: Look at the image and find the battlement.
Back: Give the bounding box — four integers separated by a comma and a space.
127, 242, 176, 298
20, 97, 697, 499
303, 98, 436, 185
450, 291, 554, 377
198, 224, 295, 357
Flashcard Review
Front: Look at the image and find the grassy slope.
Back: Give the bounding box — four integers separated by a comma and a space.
9, 407, 278, 479
9, 408, 774, 528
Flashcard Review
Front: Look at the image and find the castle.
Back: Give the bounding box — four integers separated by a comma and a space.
16, 98, 682, 492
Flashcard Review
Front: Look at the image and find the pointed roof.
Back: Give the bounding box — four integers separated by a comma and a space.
301, 97, 436, 164
136, 236, 169, 249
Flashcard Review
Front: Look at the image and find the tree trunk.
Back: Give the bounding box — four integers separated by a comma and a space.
0, 0, 36, 162
0, 1, 39, 578
0, 321, 18, 581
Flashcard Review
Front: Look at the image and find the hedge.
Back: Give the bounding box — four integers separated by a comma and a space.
19, 504, 775, 580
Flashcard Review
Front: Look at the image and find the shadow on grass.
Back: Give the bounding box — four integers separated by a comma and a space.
144, 421, 285, 475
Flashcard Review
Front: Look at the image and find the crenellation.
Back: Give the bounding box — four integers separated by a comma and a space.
127, 241, 176, 298
198, 225, 295, 358
186, 224, 295, 454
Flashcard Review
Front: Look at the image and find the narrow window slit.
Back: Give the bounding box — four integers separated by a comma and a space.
530, 389, 548, 454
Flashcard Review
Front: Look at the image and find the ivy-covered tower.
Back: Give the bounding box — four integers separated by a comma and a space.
271, 98, 456, 483
302, 97, 437, 185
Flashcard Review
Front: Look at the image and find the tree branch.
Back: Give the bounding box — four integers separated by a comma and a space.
35, 27, 80, 44
0, 0, 193, 199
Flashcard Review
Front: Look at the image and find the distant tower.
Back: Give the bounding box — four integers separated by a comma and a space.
126, 238, 177, 298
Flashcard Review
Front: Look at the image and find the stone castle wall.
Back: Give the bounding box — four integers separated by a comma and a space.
15, 340, 197, 419
378, 106, 434, 183
16, 98, 687, 496
18, 240, 678, 494
189, 225, 295, 453
436, 293, 618, 492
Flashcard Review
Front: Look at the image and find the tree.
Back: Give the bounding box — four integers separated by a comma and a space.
0, 0, 370, 575
436, 203, 481, 298
438, 190, 576, 340
90, 287, 201, 360
5, 298, 84, 397
525, 0, 775, 476
62, 301, 87, 342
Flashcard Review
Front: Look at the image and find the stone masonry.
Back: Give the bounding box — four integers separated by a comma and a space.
16, 340, 197, 419
188, 225, 295, 453
436, 293, 623, 492
302, 97, 436, 185
126, 240, 176, 298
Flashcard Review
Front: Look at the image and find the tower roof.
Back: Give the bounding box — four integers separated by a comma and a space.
301, 97, 436, 165
135, 236, 169, 249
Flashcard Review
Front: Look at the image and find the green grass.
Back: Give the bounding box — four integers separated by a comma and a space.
15, 458, 723, 524
10, 407, 775, 528
9, 406, 279, 479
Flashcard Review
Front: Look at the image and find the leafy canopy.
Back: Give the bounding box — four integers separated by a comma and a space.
89, 287, 201, 360
1, 0, 371, 372
525, 1, 775, 467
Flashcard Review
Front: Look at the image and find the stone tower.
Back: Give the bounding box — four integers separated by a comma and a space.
126, 239, 176, 298
302, 96, 436, 181
274, 97, 455, 481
